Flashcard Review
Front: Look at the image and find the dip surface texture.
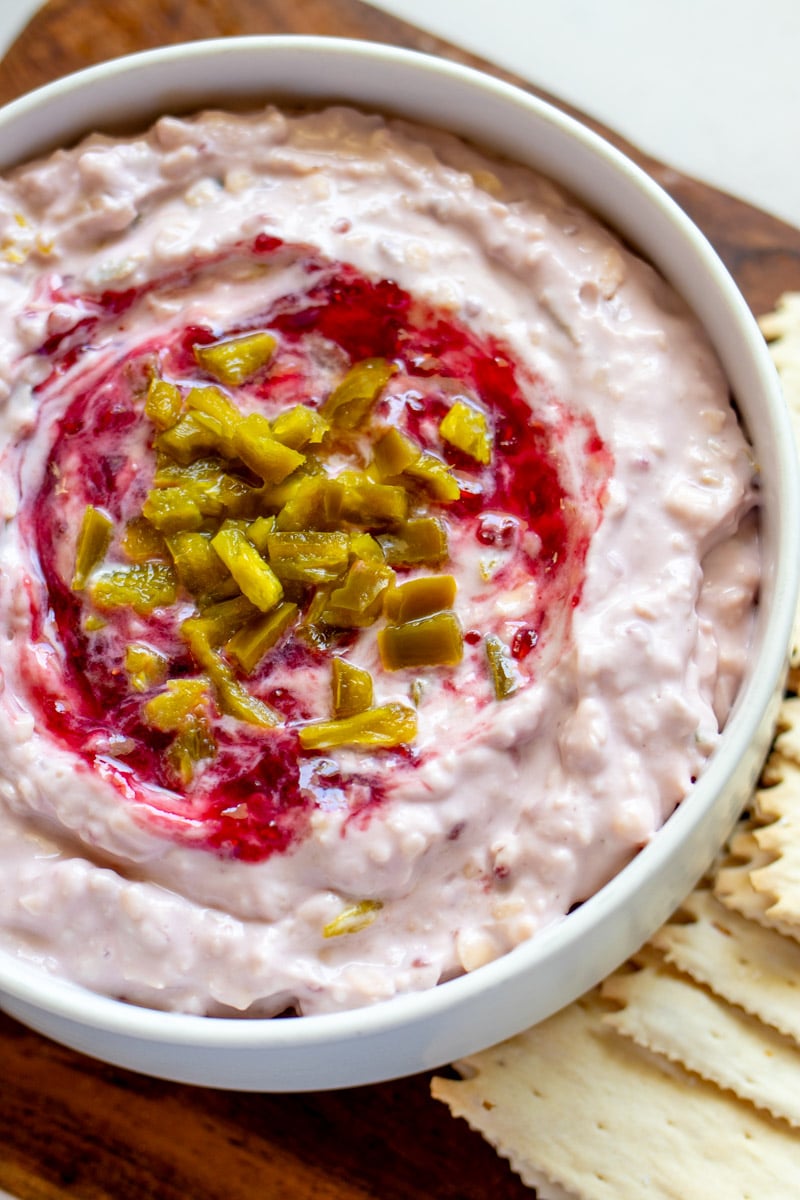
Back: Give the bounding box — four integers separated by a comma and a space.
0, 106, 759, 1016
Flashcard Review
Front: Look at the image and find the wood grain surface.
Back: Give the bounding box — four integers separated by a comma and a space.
1, 3, 799, 1199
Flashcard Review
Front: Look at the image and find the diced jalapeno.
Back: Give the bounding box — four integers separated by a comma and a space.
298, 702, 417, 750
211, 525, 283, 613
371, 427, 421, 479
485, 634, 519, 700
331, 658, 374, 718
321, 358, 396, 429
125, 643, 168, 693
193, 593, 258, 645
274, 475, 344, 532
214, 671, 280, 728
266, 529, 351, 585
152, 455, 227, 488
155, 469, 258, 521
90, 563, 178, 615
166, 530, 227, 596
384, 574, 457, 623
154, 412, 222, 464
142, 677, 217, 786
293, 586, 334, 651
82, 613, 107, 633
193, 331, 277, 386
142, 486, 205, 534
167, 717, 217, 787
378, 611, 463, 670
226, 601, 298, 674
378, 517, 448, 566
439, 399, 492, 464
323, 899, 382, 938
349, 532, 385, 563
320, 560, 394, 627
71, 504, 113, 591
181, 617, 279, 728
337, 471, 408, 527
144, 378, 183, 431
185, 386, 244, 458
271, 403, 329, 450
232, 412, 306, 484
403, 452, 461, 502
143, 677, 210, 733
245, 515, 276, 556
121, 517, 168, 564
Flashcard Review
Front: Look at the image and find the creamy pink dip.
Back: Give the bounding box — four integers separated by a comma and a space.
0, 106, 758, 1015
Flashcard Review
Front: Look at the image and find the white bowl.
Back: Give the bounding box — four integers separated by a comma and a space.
0, 36, 796, 1091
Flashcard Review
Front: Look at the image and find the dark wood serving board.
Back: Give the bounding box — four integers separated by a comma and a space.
1, 3, 799, 1198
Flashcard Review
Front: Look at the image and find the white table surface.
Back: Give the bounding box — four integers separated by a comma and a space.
0, 0, 798, 230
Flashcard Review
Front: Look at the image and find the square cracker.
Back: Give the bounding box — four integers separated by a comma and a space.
651, 888, 800, 1043
601, 950, 800, 1127
721, 751, 800, 932
714, 825, 800, 942
713, 697, 800, 933
432, 989, 799, 1200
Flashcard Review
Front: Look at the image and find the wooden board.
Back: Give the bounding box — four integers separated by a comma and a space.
1, 3, 799, 1199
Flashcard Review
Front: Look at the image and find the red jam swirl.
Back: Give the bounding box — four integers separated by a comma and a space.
21, 240, 612, 861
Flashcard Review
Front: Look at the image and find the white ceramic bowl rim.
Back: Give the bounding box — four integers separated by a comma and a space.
0, 36, 796, 1070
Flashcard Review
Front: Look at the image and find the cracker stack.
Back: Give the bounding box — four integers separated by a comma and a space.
431, 297, 800, 1198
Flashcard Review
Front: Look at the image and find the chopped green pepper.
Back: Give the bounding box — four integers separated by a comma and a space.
226, 601, 298, 674
439, 399, 492, 464
271, 403, 329, 450
154, 412, 223, 465
323, 899, 382, 938
266, 529, 351, 585
167, 718, 217, 787
371, 426, 421, 479
331, 657, 374, 718
485, 634, 519, 700
141, 486, 205, 534
144, 378, 183, 431
193, 593, 259, 645
378, 517, 449, 566
321, 358, 396, 429
194, 331, 277, 386
336, 471, 408, 527
90, 562, 178, 615
181, 617, 279, 728
384, 574, 457, 623
232, 412, 306, 484
143, 677, 210, 732
125, 643, 168, 693
320, 559, 394, 627
121, 517, 168, 564
274, 475, 344, 531
298, 702, 417, 750
403, 452, 461, 502
378, 611, 463, 670
71, 504, 113, 591
211, 525, 284, 612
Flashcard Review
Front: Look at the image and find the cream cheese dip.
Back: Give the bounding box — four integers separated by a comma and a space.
0, 105, 759, 1016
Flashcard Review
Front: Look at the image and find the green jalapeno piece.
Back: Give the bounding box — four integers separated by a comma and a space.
194, 331, 277, 386
72, 504, 113, 591
298, 702, 417, 750
378, 611, 463, 671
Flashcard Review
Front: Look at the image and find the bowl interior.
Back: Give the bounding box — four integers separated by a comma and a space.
0, 36, 796, 1091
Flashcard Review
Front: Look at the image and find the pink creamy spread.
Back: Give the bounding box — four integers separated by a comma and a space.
0, 106, 759, 1015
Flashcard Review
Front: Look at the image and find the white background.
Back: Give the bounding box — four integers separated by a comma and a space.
0, 0, 798, 227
